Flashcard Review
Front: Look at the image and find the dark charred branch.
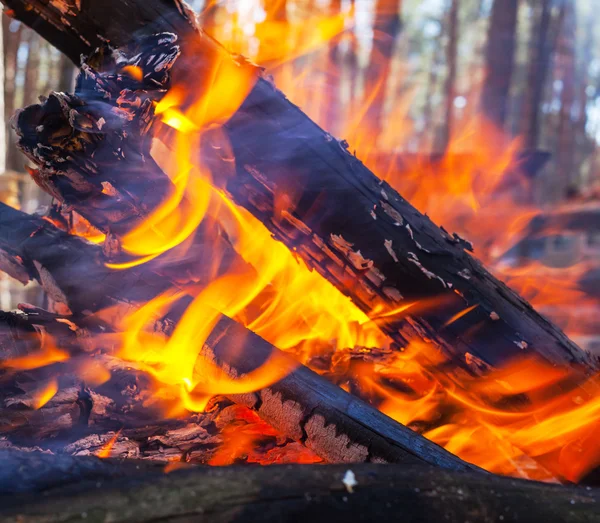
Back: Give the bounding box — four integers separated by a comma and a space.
13, 31, 251, 293
0, 456, 599, 523
2, 0, 592, 373
0, 202, 171, 315
0, 204, 474, 471
0, 449, 164, 495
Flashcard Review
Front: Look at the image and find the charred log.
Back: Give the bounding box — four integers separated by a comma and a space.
2, 0, 593, 373
0, 454, 598, 523
0, 449, 164, 495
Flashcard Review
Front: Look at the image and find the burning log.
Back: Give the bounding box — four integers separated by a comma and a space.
1, 0, 593, 374
0, 204, 474, 471
0, 452, 599, 523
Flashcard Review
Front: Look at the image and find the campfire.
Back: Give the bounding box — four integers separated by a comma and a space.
1, 0, 600, 521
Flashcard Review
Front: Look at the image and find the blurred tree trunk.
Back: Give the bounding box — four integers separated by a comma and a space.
521, 0, 565, 150
323, 0, 343, 136
3, 16, 21, 125
572, 9, 595, 192
57, 52, 76, 92
438, 0, 459, 153
556, 0, 576, 197
3, 16, 22, 172
0, 17, 5, 175
22, 31, 40, 107
480, 0, 518, 129
419, 37, 443, 151
363, 0, 402, 144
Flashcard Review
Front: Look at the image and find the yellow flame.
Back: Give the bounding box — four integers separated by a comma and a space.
97, 430, 122, 458
32, 379, 59, 410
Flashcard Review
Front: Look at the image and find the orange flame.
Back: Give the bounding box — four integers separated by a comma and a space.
1, 343, 69, 370
97, 430, 122, 458
121, 65, 143, 82
31, 379, 59, 410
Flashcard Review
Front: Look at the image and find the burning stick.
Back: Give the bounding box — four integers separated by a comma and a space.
0, 203, 474, 471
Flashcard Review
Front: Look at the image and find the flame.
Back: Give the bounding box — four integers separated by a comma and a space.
121, 65, 143, 82
107, 51, 258, 269
98, 4, 600, 482
97, 430, 122, 458
69, 214, 106, 244
361, 346, 600, 482
163, 461, 192, 473
31, 379, 59, 410
1, 342, 69, 370
74, 358, 112, 387
112, 287, 298, 415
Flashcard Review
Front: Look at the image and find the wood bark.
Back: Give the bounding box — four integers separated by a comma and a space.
0, 455, 599, 523
0, 449, 165, 494
0, 202, 475, 471
480, 0, 518, 128
0, 0, 595, 374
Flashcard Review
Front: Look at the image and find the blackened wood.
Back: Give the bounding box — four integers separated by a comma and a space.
0, 311, 40, 361
2, 0, 592, 372
223, 78, 591, 370
0, 202, 171, 314
201, 316, 472, 469
0, 458, 598, 523
4, 38, 474, 471
0, 449, 164, 494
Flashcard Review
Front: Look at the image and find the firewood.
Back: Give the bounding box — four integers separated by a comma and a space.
0, 204, 474, 471
0, 453, 598, 523
2, 0, 593, 372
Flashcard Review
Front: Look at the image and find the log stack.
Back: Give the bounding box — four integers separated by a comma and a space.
0, 0, 597, 521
